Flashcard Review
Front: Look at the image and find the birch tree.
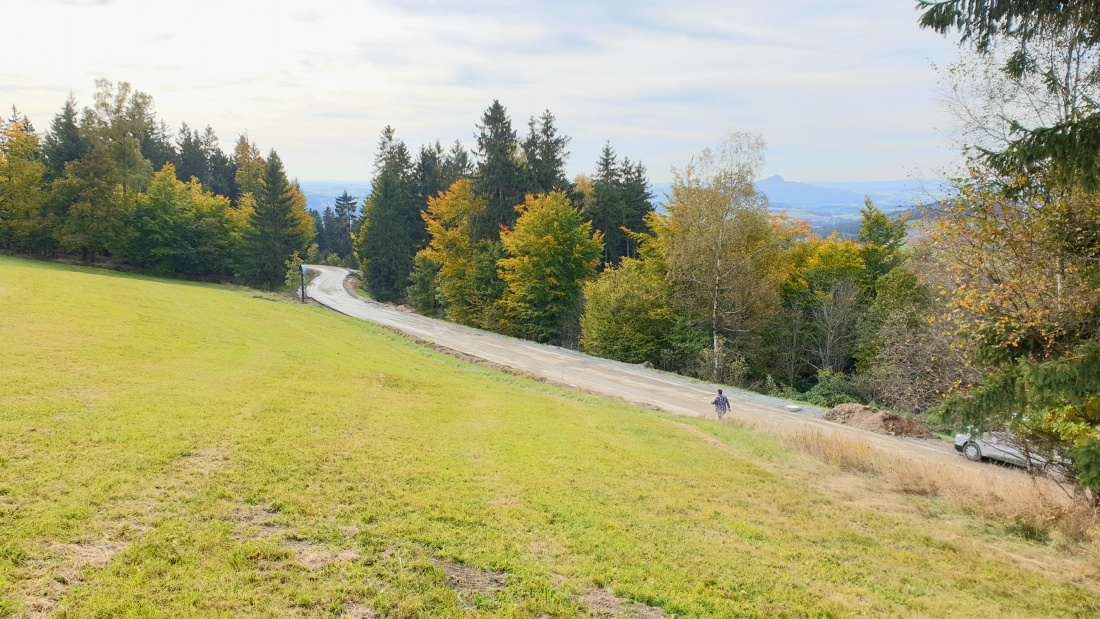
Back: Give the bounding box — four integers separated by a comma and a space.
660, 131, 787, 380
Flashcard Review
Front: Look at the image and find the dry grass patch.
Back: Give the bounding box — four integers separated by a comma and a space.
783, 427, 878, 473
886, 458, 1099, 542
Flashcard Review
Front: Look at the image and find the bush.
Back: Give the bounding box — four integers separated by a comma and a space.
802, 369, 860, 407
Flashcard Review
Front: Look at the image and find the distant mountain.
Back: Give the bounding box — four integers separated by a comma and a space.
299, 177, 949, 225
298, 181, 373, 212
652, 176, 948, 223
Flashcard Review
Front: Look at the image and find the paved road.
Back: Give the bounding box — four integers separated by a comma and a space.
305, 265, 962, 463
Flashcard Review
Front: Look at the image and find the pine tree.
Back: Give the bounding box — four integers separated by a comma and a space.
473, 100, 524, 239
244, 150, 314, 289
42, 95, 90, 180
522, 109, 571, 195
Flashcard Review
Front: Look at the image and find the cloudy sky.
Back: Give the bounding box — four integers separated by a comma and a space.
4, 0, 963, 183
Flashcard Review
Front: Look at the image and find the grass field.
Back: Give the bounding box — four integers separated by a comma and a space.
1, 255, 1098, 618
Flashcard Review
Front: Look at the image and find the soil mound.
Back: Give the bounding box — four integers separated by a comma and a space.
823, 403, 935, 439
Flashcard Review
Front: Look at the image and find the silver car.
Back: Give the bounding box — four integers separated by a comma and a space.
954, 431, 1068, 479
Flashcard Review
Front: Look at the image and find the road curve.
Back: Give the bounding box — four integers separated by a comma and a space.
305, 265, 963, 463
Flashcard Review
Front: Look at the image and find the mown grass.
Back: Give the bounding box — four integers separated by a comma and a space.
1, 254, 1098, 618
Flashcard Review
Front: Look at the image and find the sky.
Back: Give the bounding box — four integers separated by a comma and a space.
3, 0, 964, 183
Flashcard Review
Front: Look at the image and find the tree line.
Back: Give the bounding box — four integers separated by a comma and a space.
0, 79, 314, 289
350, 103, 911, 405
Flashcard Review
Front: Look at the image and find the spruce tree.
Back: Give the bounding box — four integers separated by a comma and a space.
442, 140, 472, 186
244, 150, 313, 289
473, 100, 524, 239
356, 129, 419, 302
174, 123, 207, 184
331, 191, 357, 259
584, 143, 653, 265
522, 109, 571, 195
320, 207, 339, 256
42, 95, 90, 180
586, 143, 623, 264
201, 126, 237, 199
412, 142, 447, 246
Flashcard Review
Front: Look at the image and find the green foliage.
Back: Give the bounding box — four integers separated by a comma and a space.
421, 179, 506, 328
661, 131, 787, 380
522, 110, 571, 195
1071, 439, 1100, 495
917, 0, 1100, 187
583, 143, 653, 265
0, 110, 49, 253
41, 94, 89, 180
498, 191, 603, 343
472, 100, 525, 240
284, 251, 304, 288
50, 144, 128, 260
406, 253, 444, 317
802, 369, 860, 408
580, 259, 674, 364
857, 198, 907, 295
356, 133, 419, 302
119, 164, 244, 276
244, 151, 314, 289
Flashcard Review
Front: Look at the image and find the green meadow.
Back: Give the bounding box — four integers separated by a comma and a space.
0, 255, 1096, 618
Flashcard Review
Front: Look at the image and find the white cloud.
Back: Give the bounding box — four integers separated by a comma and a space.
3, 0, 961, 182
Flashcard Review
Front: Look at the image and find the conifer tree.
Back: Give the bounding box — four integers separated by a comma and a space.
233, 135, 265, 203
473, 100, 524, 239
42, 95, 90, 180
331, 191, 357, 260
522, 110, 571, 195
244, 150, 314, 289
356, 129, 418, 302
174, 123, 207, 184
856, 198, 907, 296
442, 140, 472, 185
584, 143, 654, 265
201, 126, 237, 200
50, 145, 127, 261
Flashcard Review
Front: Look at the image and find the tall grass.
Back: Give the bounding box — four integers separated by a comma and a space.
782, 428, 878, 473
731, 417, 1099, 542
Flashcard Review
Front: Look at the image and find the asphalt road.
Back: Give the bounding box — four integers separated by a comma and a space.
305, 265, 963, 463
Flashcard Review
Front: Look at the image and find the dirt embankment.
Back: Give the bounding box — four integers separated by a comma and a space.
823, 404, 935, 439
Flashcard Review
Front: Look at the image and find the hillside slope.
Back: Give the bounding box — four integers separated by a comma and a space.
0, 256, 1096, 618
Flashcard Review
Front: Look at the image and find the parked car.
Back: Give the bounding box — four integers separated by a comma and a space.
954, 431, 1070, 479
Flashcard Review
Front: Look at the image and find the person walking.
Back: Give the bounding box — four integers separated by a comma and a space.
712, 389, 730, 420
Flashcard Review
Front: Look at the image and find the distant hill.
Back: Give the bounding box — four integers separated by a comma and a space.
298, 181, 373, 212
652, 176, 947, 224
301, 177, 949, 225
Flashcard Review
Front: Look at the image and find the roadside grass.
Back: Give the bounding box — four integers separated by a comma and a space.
0, 254, 1098, 617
